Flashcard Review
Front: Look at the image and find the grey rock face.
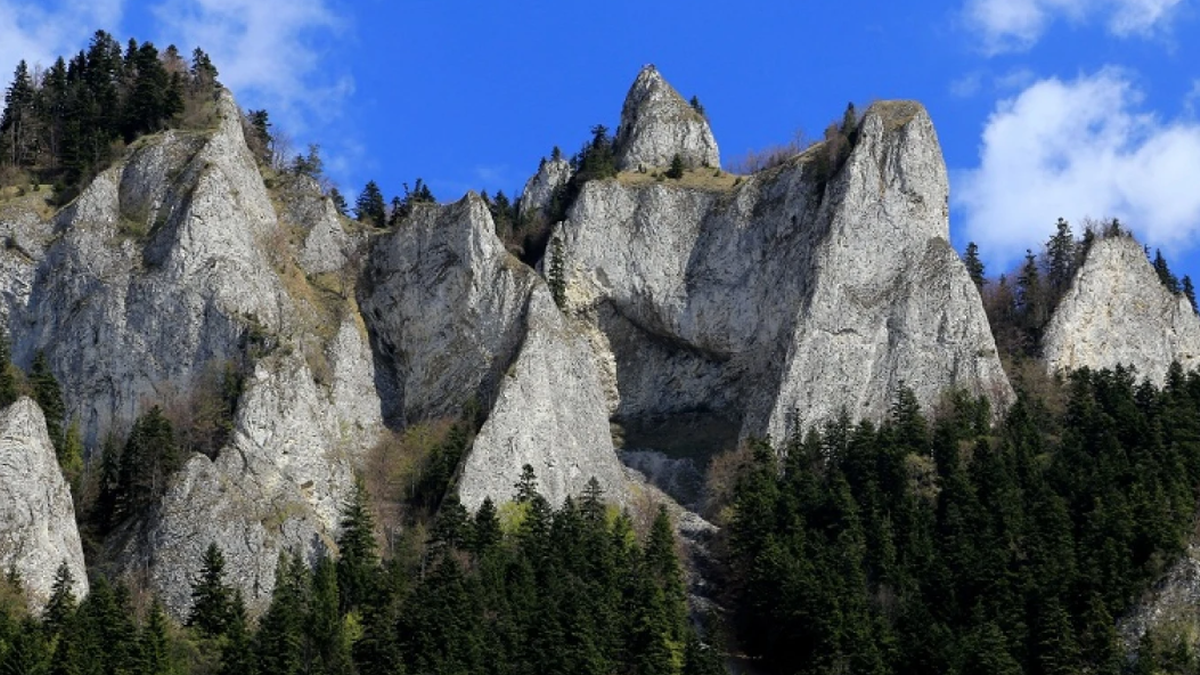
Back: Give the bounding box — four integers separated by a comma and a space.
276, 173, 357, 276
361, 194, 626, 509
614, 66, 719, 172
518, 157, 572, 221
460, 285, 626, 509
116, 329, 381, 615
557, 101, 1012, 441
0, 398, 87, 608
0, 89, 383, 618
11, 91, 286, 448
1042, 236, 1200, 386
1119, 542, 1200, 654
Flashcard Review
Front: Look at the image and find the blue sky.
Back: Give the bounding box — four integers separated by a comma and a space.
3, 0, 1200, 282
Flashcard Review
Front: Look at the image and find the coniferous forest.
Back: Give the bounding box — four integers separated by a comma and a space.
8, 29, 1200, 675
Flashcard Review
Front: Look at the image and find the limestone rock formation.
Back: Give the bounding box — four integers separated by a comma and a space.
1042, 235, 1200, 386
0, 89, 383, 617
0, 397, 87, 608
556, 100, 1012, 444
1119, 542, 1200, 654
518, 157, 572, 221
360, 194, 626, 509
614, 65, 719, 172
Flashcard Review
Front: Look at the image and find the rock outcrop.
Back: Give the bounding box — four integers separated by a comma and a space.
556, 99, 1012, 443
0, 397, 87, 608
614, 66, 719, 172
360, 194, 626, 509
0, 89, 383, 617
1042, 235, 1200, 386
518, 157, 572, 221
1119, 541, 1200, 654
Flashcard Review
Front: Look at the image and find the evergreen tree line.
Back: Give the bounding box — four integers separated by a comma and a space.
722, 364, 1200, 674
0, 30, 223, 201
0, 472, 721, 675
965, 218, 1196, 360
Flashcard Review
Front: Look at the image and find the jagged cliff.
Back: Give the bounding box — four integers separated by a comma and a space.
0, 64, 1027, 621
358, 194, 627, 509
0, 397, 87, 608
551, 82, 1012, 449
0, 90, 383, 616
1042, 235, 1200, 385
614, 65, 719, 172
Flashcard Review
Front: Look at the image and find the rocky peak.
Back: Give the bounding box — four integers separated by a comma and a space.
0, 397, 87, 609
556, 98, 1010, 449
1042, 235, 1200, 385
360, 193, 627, 509
614, 65, 719, 172
518, 157, 572, 221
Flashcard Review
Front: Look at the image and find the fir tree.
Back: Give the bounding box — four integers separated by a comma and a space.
1046, 217, 1076, 293
515, 464, 539, 503
336, 477, 379, 612
0, 330, 17, 408
188, 542, 232, 637
328, 187, 348, 216
1182, 275, 1197, 313
30, 350, 65, 452
1153, 249, 1181, 294
963, 241, 985, 292
42, 561, 77, 635
355, 180, 387, 227
138, 600, 173, 675
666, 153, 685, 179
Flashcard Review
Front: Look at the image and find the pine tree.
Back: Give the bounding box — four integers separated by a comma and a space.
1046, 217, 1076, 293
189, 542, 232, 637
0, 330, 17, 408
1, 60, 36, 167
328, 187, 348, 216
666, 153, 685, 179
219, 589, 254, 675
336, 476, 379, 612
43, 561, 77, 635
138, 600, 173, 675
515, 464, 539, 503
963, 242, 985, 291
1153, 249, 1181, 294
30, 350, 65, 452
115, 405, 178, 518
255, 554, 308, 675
1182, 275, 1197, 313
355, 180, 386, 227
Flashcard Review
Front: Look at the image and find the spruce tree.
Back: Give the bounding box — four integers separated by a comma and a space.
666, 153, 685, 179
1182, 275, 1197, 313
355, 180, 387, 227
963, 242, 985, 291
219, 589, 254, 675
188, 542, 232, 637
0, 330, 17, 408
138, 600, 173, 675
30, 350, 65, 452
1153, 249, 1181, 294
42, 561, 77, 635
328, 187, 348, 216
1046, 217, 1076, 293
336, 477, 379, 612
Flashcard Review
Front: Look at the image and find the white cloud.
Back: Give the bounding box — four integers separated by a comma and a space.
0, 0, 123, 82
149, 0, 350, 134
950, 72, 984, 98
964, 0, 1184, 53
954, 68, 1200, 270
